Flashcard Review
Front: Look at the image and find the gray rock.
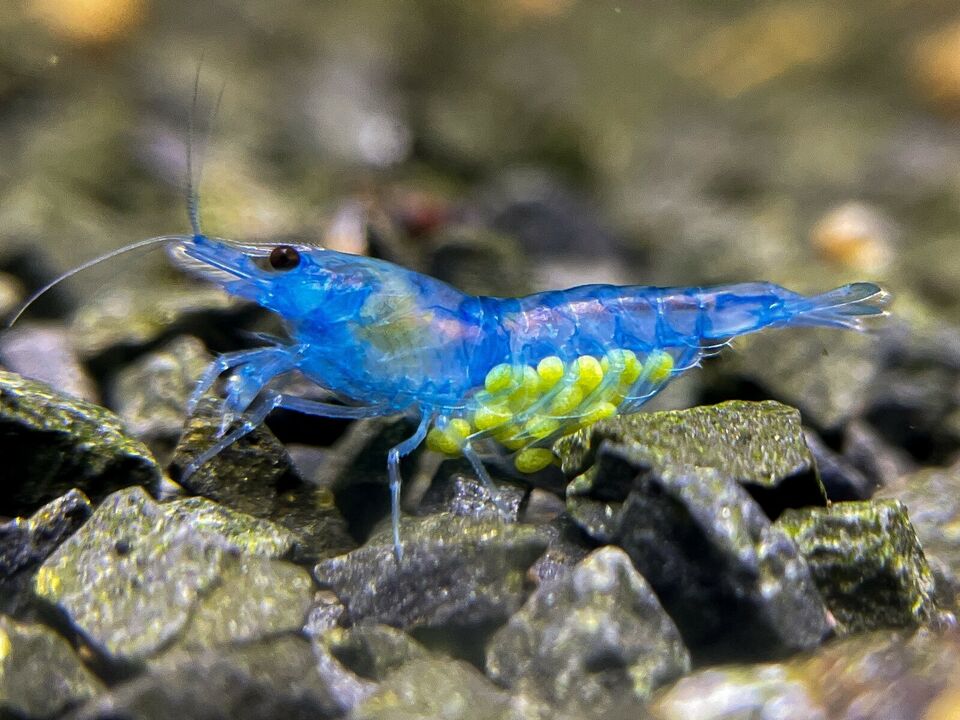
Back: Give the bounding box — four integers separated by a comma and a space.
176, 557, 315, 650
350, 657, 511, 720
303, 590, 348, 636
315, 624, 430, 681
0, 323, 98, 402
777, 500, 938, 633
649, 629, 960, 720
486, 547, 689, 716
172, 396, 355, 562
567, 463, 831, 660
0, 270, 23, 321
556, 400, 825, 515
0, 614, 103, 718
110, 335, 211, 459
526, 518, 593, 586
314, 514, 547, 630
0, 370, 160, 516
71, 636, 348, 720
34, 486, 226, 661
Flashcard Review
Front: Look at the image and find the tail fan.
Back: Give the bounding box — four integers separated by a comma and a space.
787, 282, 892, 331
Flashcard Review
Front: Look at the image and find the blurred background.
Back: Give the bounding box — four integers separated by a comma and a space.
1, 0, 960, 462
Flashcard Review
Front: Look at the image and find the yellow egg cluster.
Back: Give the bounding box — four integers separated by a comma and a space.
424, 348, 676, 474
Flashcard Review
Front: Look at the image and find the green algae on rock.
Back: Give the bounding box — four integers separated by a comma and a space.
34, 486, 226, 661
162, 495, 297, 559
33, 486, 318, 662
0, 370, 160, 516
0, 488, 93, 617
0, 614, 103, 718
175, 557, 315, 650
486, 546, 689, 717
777, 500, 938, 634
172, 396, 355, 562
0, 488, 92, 579
556, 400, 823, 512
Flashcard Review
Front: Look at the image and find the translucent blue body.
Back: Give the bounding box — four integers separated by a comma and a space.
172, 234, 890, 559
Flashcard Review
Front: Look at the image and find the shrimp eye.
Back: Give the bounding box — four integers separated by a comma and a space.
268, 245, 300, 271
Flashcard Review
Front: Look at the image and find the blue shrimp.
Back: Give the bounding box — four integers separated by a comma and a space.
5, 84, 891, 560
7, 222, 891, 561
158, 232, 890, 559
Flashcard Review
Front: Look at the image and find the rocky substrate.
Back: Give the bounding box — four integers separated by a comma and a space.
2, 354, 959, 719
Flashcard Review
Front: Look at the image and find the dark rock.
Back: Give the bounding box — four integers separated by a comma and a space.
520, 488, 566, 525
314, 514, 547, 630
803, 428, 876, 501
649, 629, 960, 720
0, 614, 103, 718
712, 327, 883, 430
0, 323, 98, 402
171, 396, 355, 562
350, 657, 511, 720
879, 463, 960, 612
778, 500, 938, 633
556, 400, 824, 520
34, 486, 226, 661
0, 489, 93, 578
109, 335, 211, 461
417, 472, 525, 522
69, 284, 247, 362
843, 420, 916, 488
310, 415, 425, 543
486, 547, 689, 716
567, 463, 831, 661
0, 370, 161, 516
865, 362, 960, 465
316, 624, 430, 682
70, 636, 349, 720
0, 489, 92, 618
426, 226, 531, 297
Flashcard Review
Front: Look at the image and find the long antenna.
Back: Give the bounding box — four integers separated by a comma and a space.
186, 57, 226, 238
5, 235, 190, 328
186, 56, 204, 237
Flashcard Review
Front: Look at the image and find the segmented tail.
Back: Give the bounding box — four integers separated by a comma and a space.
787, 282, 892, 331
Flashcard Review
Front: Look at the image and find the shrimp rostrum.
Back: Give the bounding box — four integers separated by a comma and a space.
157, 233, 889, 559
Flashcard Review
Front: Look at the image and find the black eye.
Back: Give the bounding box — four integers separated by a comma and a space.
268, 245, 300, 270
